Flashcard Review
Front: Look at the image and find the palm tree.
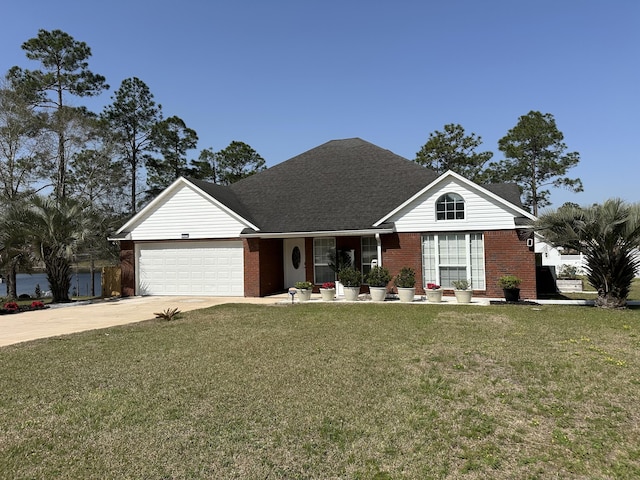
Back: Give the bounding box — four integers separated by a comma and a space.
8, 196, 92, 302
535, 199, 640, 308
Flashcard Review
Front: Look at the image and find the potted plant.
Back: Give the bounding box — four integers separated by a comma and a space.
338, 267, 362, 301
451, 279, 472, 304
295, 281, 314, 302
394, 267, 416, 303
320, 281, 336, 301
425, 282, 443, 303
365, 266, 391, 301
498, 275, 522, 302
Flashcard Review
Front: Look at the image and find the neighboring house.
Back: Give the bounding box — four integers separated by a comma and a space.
535, 237, 586, 277
537, 238, 640, 278
112, 138, 538, 298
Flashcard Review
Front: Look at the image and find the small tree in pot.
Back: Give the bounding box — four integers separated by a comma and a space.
394, 267, 416, 303
365, 266, 391, 301
338, 267, 362, 301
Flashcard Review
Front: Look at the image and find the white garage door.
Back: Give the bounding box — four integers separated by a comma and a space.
137, 241, 244, 296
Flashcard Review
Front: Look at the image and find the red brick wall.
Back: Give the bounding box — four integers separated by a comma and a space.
484, 230, 536, 299
381, 232, 425, 294
244, 238, 284, 297
380, 230, 536, 299
243, 238, 261, 297
120, 240, 135, 297
259, 238, 283, 296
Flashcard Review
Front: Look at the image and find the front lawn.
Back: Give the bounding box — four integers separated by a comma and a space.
1, 303, 639, 479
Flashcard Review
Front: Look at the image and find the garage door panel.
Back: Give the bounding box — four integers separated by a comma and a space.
137, 241, 244, 296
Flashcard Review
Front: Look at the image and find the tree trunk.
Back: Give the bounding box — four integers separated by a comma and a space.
90, 257, 95, 297
4, 260, 19, 300
594, 292, 627, 309
45, 255, 72, 303
131, 152, 137, 214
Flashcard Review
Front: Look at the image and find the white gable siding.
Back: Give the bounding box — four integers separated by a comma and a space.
391, 178, 521, 232
128, 184, 246, 240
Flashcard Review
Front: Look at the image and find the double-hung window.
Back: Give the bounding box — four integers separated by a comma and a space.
313, 238, 336, 284
422, 233, 485, 289
361, 236, 377, 279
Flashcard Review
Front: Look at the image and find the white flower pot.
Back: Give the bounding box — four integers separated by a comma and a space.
343, 286, 360, 301
426, 289, 443, 303
320, 288, 335, 301
369, 286, 387, 302
454, 289, 472, 304
297, 288, 312, 302
397, 287, 416, 303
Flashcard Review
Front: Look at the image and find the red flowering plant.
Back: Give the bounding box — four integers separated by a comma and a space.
31, 301, 45, 309
321, 282, 335, 289
3, 301, 19, 312
426, 283, 441, 290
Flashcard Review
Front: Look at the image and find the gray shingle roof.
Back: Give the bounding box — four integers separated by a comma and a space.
229, 138, 439, 233
186, 177, 257, 227
481, 183, 524, 209
191, 138, 526, 233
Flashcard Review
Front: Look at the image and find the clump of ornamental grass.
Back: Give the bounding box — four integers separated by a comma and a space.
153, 307, 181, 321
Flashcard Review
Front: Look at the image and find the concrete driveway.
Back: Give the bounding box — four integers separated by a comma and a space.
0, 295, 288, 348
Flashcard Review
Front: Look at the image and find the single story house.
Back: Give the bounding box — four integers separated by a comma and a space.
112, 138, 538, 298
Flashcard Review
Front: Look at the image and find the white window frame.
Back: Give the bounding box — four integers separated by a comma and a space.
422, 233, 485, 289
436, 193, 465, 221
313, 237, 336, 284
361, 236, 377, 280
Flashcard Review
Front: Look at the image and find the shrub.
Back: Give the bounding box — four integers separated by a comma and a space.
338, 267, 362, 287
365, 266, 391, 287
394, 267, 416, 288
295, 281, 313, 290
498, 275, 522, 289
452, 279, 470, 290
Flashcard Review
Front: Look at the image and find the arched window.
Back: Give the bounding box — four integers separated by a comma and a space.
436, 193, 465, 220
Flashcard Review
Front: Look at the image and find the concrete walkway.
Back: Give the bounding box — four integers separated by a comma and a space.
0, 295, 289, 348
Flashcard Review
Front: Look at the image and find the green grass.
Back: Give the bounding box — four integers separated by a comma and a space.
1, 303, 639, 479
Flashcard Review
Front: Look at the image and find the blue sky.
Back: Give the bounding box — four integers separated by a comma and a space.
2, 0, 638, 209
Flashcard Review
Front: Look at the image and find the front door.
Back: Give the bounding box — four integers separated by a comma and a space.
284, 238, 306, 288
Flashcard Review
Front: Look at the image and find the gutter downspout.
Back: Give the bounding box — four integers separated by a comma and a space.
375, 233, 382, 267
